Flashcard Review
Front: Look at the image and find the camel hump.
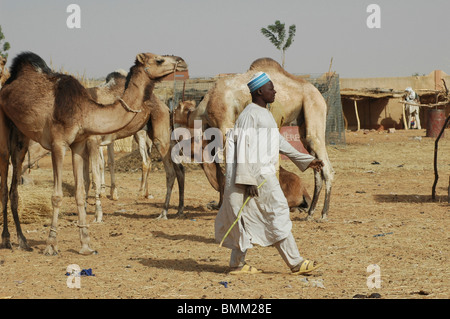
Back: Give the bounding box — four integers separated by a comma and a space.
54, 74, 91, 125
248, 57, 307, 84
105, 70, 127, 83
6, 51, 52, 85
249, 57, 282, 72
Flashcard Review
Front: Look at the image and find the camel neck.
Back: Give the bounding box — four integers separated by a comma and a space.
83, 67, 154, 136
121, 67, 153, 106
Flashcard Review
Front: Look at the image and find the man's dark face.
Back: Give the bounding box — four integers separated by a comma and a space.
259, 81, 276, 104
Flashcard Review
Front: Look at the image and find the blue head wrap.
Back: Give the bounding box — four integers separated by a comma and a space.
247, 72, 271, 93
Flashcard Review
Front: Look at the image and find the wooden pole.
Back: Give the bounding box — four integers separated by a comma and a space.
448, 175, 450, 204
432, 115, 450, 201
398, 100, 449, 108
354, 100, 360, 131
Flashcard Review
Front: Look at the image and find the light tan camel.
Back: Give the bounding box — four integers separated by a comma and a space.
175, 58, 334, 219
21, 140, 50, 175
0, 51, 187, 255
174, 100, 311, 213
0, 56, 10, 88
84, 70, 185, 221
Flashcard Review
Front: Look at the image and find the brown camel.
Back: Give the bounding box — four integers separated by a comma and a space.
279, 166, 311, 212
84, 70, 184, 222
173, 100, 312, 212
175, 57, 334, 219
0, 51, 187, 255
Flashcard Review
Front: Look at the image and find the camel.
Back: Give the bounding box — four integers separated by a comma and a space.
279, 166, 311, 212
0, 51, 187, 255
84, 70, 184, 222
174, 100, 312, 213
0, 56, 10, 88
21, 140, 50, 175
175, 57, 334, 219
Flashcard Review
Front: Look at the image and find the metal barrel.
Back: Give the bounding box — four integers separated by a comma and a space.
426, 109, 446, 138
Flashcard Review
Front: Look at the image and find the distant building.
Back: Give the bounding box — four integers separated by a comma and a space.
161, 70, 189, 81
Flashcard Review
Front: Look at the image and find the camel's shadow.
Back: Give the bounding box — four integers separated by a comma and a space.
151, 230, 215, 245
374, 193, 447, 203
138, 257, 229, 274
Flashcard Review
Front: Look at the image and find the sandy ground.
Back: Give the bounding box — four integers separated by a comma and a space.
0, 129, 448, 300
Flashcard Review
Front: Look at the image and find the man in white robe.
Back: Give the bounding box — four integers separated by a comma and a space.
215, 72, 324, 275
405, 87, 421, 129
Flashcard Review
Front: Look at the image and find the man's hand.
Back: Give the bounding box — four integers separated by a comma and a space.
308, 159, 324, 172
245, 185, 259, 198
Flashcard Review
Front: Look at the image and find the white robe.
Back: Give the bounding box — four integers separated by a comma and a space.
215, 103, 316, 251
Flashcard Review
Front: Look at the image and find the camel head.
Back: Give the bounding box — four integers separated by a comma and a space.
174, 100, 196, 126
135, 53, 187, 80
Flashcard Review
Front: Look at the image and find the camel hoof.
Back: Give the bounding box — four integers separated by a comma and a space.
156, 214, 168, 220
19, 240, 33, 252
175, 212, 186, 219
306, 214, 315, 221
207, 201, 220, 210
0, 241, 12, 250
43, 245, 59, 256
79, 248, 98, 255
111, 189, 119, 201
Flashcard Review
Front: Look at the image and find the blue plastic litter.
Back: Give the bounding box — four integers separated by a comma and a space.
219, 281, 228, 288
80, 268, 95, 276
373, 232, 393, 237
65, 268, 95, 276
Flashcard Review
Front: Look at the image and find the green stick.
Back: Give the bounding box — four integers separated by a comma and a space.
219, 179, 267, 247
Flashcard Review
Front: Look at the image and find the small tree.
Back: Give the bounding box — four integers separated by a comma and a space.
0, 25, 11, 59
261, 20, 296, 68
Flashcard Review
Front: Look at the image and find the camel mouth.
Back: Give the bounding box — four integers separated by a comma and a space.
174, 61, 188, 72
162, 55, 188, 72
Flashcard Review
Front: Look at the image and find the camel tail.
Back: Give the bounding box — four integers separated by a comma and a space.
5, 51, 53, 85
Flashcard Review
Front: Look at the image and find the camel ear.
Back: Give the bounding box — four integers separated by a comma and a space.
136, 53, 146, 65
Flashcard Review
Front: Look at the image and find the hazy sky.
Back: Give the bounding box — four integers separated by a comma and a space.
1, 0, 449, 79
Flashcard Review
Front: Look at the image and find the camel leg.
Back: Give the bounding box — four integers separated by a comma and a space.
154, 139, 182, 220
86, 139, 104, 223
43, 143, 66, 256
0, 110, 12, 249
107, 144, 119, 200
134, 131, 153, 199
151, 136, 185, 219
98, 146, 107, 197
148, 107, 184, 219
200, 161, 224, 209
304, 138, 334, 220
9, 127, 32, 251
173, 161, 185, 216
71, 141, 97, 255
301, 99, 335, 220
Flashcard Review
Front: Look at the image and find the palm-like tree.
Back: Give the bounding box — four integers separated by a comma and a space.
0, 25, 10, 59
261, 20, 296, 68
